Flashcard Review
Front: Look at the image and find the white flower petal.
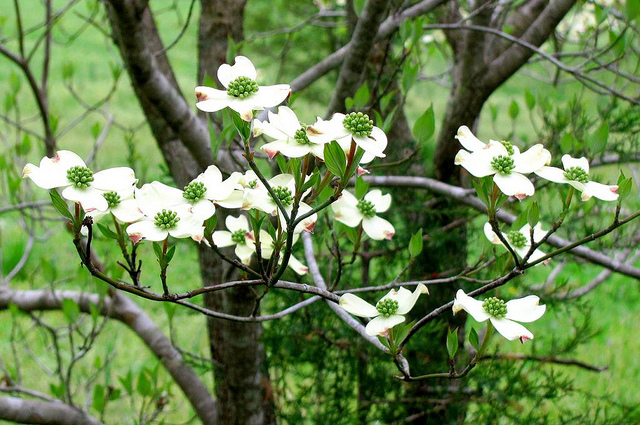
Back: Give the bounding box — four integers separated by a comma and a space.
493, 172, 534, 198
362, 215, 395, 240
226, 215, 249, 232
235, 243, 255, 264
62, 186, 109, 212
454, 150, 495, 177
513, 145, 551, 174
483, 222, 503, 245
339, 293, 379, 318
286, 254, 308, 275
561, 154, 589, 174
455, 125, 486, 151
217, 56, 257, 88
505, 295, 546, 322
490, 317, 534, 341
452, 290, 490, 322
212, 231, 234, 247
388, 284, 429, 315
251, 85, 291, 108
534, 166, 568, 183
135, 182, 185, 216
111, 199, 144, 223
92, 167, 137, 192
365, 190, 391, 213
195, 86, 230, 112
365, 315, 406, 336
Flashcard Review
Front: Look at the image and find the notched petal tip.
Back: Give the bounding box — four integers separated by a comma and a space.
129, 233, 144, 244
519, 335, 532, 344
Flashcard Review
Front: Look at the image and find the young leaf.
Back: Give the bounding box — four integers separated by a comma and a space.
412, 104, 435, 144
447, 328, 459, 359
152, 242, 163, 262
354, 177, 370, 199
323, 141, 346, 179
527, 201, 540, 228
97, 223, 119, 240
165, 245, 176, 264
352, 82, 370, 109
524, 90, 536, 110
50, 190, 73, 221
409, 228, 423, 258
468, 327, 480, 350
62, 298, 80, 323
508, 100, 519, 120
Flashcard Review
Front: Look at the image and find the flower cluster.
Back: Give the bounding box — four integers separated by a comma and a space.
454, 125, 618, 201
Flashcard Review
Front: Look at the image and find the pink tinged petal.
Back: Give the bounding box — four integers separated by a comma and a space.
126, 220, 168, 242
513, 145, 552, 174
489, 317, 534, 341
365, 315, 405, 336
226, 215, 249, 232
452, 290, 490, 322
583, 181, 619, 201
195, 86, 230, 112
217, 56, 257, 88
111, 199, 144, 223
339, 293, 379, 318
455, 126, 486, 151
235, 243, 255, 264
362, 216, 395, 240
505, 296, 546, 322
251, 85, 291, 108
493, 172, 534, 198
293, 203, 317, 234
92, 167, 137, 191
365, 190, 391, 213
483, 222, 503, 245
534, 166, 568, 183
286, 255, 308, 275
62, 186, 109, 212
388, 284, 429, 315
454, 150, 495, 178
561, 154, 590, 174
357, 166, 369, 176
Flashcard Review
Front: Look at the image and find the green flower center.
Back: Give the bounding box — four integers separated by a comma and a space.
482, 297, 507, 319
357, 199, 376, 218
491, 155, 516, 175
273, 186, 294, 207
227, 76, 259, 98
183, 181, 206, 202
343, 112, 373, 137
294, 127, 311, 145
376, 298, 399, 317
231, 229, 246, 245
563, 166, 589, 184
247, 180, 258, 189
67, 166, 94, 189
154, 209, 180, 230
500, 140, 515, 156
507, 230, 527, 249
103, 191, 121, 209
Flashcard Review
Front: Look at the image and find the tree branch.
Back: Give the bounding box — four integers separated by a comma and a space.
0, 395, 102, 425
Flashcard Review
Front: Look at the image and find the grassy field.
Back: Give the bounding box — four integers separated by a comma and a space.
1, 0, 639, 423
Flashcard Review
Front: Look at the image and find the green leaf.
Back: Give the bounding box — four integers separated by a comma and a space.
275, 154, 287, 174
489, 105, 498, 122
412, 104, 435, 144
231, 110, 251, 141
96, 223, 118, 240
323, 141, 346, 179
626, 0, 640, 21
527, 201, 539, 227
18, 134, 31, 155
119, 371, 133, 395
409, 228, 423, 258
165, 245, 176, 264
62, 298, 80, 323
300, 171, 320, 193
204, 215, 217, 239
93, 384, 106, 412
616, 172, 632, 200
590, 122, 609, 155
9, 71, 21, 93
508, 100, 519, 120
62, 62, 75, 80
152, 242, 163, 262
560, 133, 577, 152
393, 321, 414, 346
163, 303, 177, 321
402, 61, 419, 94
447, 328, 459, 359
378, 335, 391, 349
471, 179, 489, 206
352, 82, 370, 109
468, 327, 479, 350
136, 370, 152, 397
91, 122, 101, 139
354, 177, 370, 199
524, 90, 536, 110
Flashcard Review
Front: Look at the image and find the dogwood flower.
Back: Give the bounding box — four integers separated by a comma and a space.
254, 106, 326, 159
483, 222, 548, 265
332, 189, 394, 240
243, 174, 317, 233
195, 56, 290, 121
307, 112, 387, 163
23, 150, 137, 212
339, 284, 429, 336
454, 126, 550, 200
126, 182, 204, 243
452, 289, 546, 343
535, 154, 619, 201
85, 186, 144, 224
211, 215, 308, 274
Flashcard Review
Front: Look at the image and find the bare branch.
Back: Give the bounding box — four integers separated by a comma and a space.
0, 395, 102, 425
